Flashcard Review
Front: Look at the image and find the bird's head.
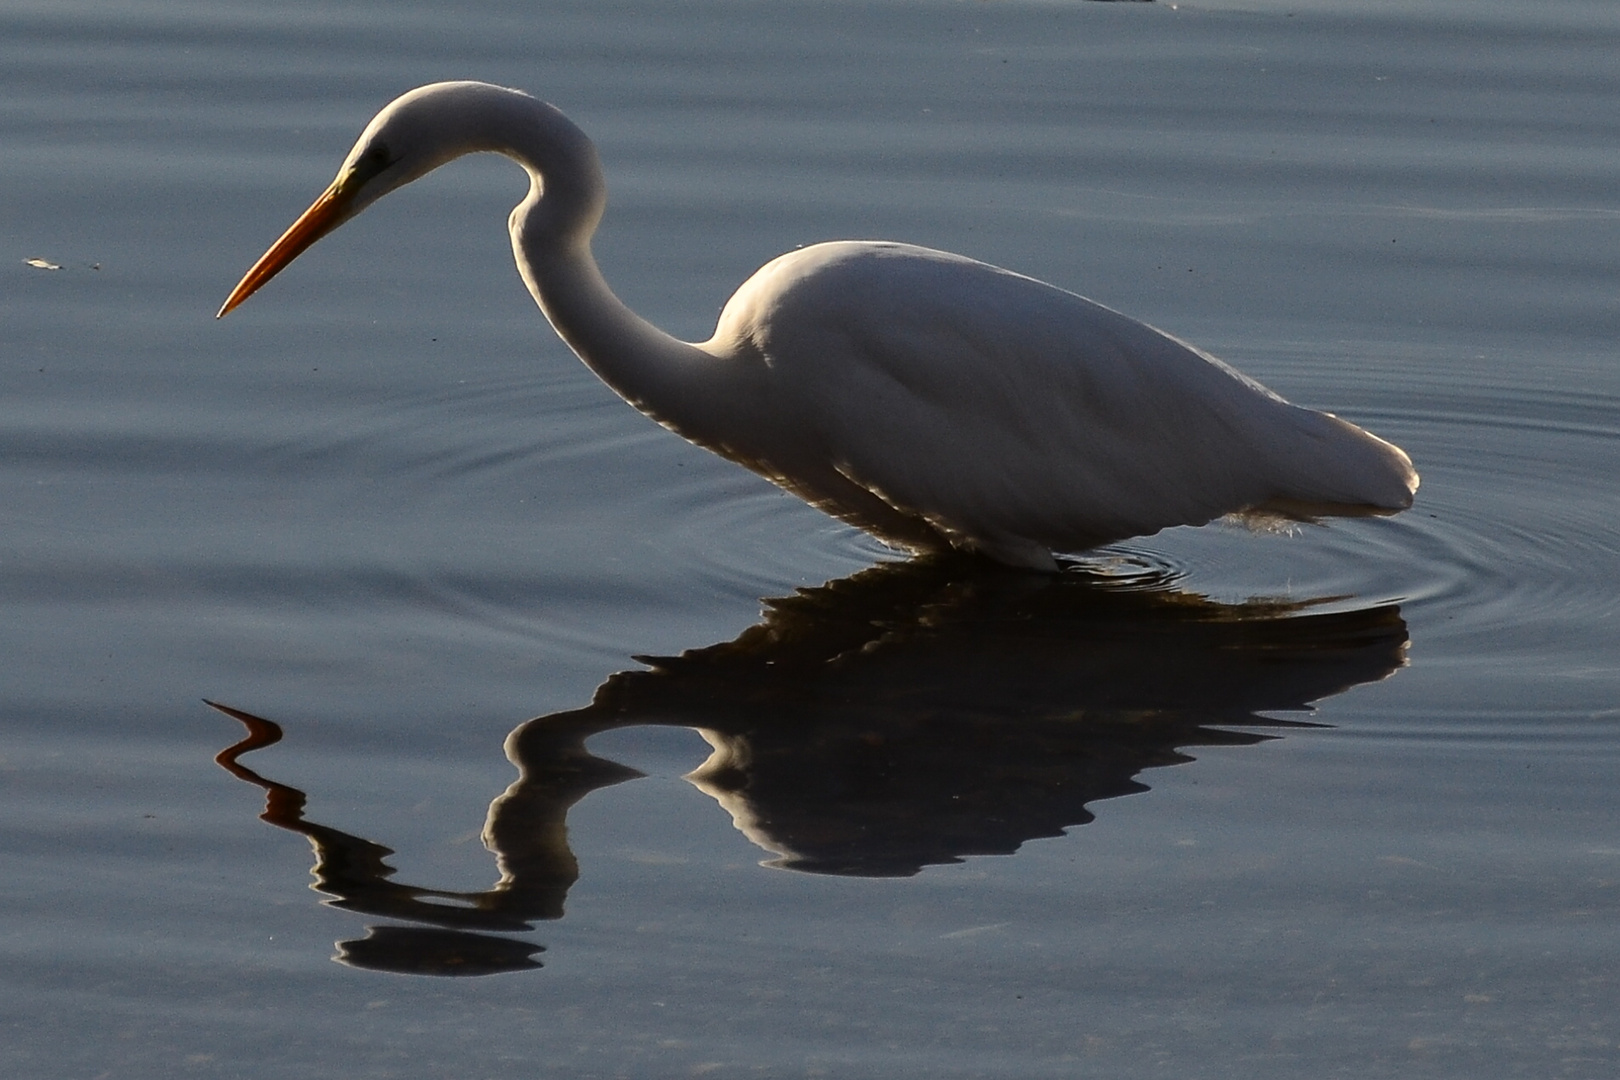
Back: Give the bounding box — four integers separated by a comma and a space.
217, 82, 535, 317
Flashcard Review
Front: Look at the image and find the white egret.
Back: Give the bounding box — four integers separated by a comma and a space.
220, 82, 1417, 570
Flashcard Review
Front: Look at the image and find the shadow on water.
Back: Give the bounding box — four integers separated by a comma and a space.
212, 557, 1408, 976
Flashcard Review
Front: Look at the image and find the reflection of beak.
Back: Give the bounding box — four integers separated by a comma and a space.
217, 177, 357, 318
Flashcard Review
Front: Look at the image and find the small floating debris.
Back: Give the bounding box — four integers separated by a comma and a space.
24, 257, 62, 271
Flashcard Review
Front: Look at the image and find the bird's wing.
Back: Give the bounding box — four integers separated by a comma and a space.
731, 242, 1313, 553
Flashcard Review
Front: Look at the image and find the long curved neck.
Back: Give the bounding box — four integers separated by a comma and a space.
492, 97, 746, 444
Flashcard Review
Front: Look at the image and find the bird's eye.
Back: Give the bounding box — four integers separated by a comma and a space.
351, 144, 395, 182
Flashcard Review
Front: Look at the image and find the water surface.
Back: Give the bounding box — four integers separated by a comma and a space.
3, 1, 1619, 1076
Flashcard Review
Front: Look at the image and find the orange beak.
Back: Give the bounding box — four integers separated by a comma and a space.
217, 178, 356, 318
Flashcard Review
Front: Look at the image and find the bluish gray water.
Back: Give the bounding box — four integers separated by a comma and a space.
4, 1, 1620, 1076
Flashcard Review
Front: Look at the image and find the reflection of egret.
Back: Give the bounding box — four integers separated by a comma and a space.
213, 561, 1408, 974
219, 81, 1417, 570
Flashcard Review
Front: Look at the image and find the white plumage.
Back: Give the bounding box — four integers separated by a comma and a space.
221, 82, 1417, 570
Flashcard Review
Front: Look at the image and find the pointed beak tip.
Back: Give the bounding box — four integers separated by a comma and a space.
216, 179, 350, 324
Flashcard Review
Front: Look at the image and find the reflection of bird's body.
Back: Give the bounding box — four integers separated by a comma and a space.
221, 81, 1417, 570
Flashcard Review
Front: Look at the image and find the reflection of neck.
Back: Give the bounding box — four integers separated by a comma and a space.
487, 711, 645, 905
211, 702, 637, 931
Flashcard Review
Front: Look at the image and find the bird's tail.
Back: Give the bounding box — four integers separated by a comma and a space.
1257, 409, 1418, 518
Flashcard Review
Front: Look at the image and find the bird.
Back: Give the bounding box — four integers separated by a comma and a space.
219, 81, 1417, 571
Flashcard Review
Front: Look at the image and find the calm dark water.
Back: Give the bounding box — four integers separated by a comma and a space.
4, 1, 1620, 1076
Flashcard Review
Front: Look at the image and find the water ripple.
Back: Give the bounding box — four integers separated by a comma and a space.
363, 357, 1620, 662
